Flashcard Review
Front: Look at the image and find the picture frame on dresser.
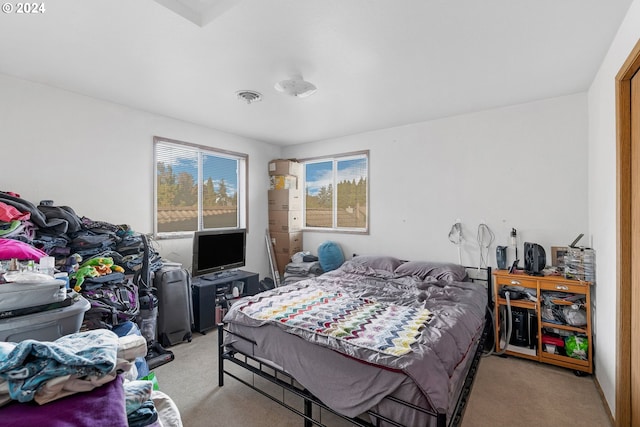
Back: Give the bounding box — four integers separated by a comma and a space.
551, 246, 568, 268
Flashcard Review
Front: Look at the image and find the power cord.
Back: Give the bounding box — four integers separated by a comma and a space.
448, 220, 463, 264
477, 222, 495, 269
484, 290, 513, 357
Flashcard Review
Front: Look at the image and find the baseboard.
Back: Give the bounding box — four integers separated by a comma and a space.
593, 375, 615, 426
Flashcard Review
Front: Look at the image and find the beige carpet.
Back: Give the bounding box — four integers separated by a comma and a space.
154, 331, 611, 427
461, 354, 611, 427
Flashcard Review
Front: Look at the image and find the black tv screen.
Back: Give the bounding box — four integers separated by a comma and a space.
192, 229, 246, 277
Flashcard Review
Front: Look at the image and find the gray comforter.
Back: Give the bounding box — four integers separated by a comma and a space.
223, 261, 487, 421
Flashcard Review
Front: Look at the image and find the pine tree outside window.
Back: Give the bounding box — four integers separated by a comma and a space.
302, 151, 369, 233
154, 136, 247, 237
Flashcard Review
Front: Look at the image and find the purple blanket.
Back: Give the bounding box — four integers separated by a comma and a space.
0, 375, 127, 427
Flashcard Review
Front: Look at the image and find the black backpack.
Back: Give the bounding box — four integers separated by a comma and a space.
80, 274, 140, 330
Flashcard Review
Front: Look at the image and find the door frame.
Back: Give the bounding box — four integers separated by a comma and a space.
616, 38, 640, 427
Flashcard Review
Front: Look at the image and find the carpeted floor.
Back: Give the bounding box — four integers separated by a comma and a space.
461, 354, 611, 427
154, 331, 611, 427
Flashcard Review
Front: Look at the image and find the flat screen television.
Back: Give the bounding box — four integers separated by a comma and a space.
192, 228, 246, 277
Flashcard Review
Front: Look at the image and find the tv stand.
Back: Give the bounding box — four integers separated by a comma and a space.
191, 270, 259, 334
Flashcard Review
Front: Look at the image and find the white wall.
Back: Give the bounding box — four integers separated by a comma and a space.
0, 66, 604, 410
0, 73, 280, 277
587, 0, 640, 416
283, 93, 589, 269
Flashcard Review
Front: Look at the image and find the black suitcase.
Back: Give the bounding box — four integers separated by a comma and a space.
155, 267, 193, 347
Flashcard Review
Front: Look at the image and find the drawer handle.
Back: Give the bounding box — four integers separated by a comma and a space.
510, 280, 521, 285
556, 285, 569, 291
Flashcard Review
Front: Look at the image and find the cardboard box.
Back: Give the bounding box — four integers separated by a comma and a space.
269, 175, 298, 190
268, 210, 302, 232
269, 159, 302, 177
270, 231, 303, 255
268, 189, 302, 211
274, 253, 291, 275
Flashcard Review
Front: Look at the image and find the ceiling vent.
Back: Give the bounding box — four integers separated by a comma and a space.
236, 90, 262, 104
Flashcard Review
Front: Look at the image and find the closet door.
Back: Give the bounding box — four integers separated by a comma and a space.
631, 67, 640, 427
616, 37, 640, 427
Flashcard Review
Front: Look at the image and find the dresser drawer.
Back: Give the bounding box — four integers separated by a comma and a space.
539, 280, 588, 294
494, 274, 537, 289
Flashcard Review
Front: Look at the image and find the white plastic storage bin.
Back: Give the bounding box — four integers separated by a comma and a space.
0, 296, 90, 342
0, 279, 66, 312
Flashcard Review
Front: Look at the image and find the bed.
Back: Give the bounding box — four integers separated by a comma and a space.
218, 256, 491, 427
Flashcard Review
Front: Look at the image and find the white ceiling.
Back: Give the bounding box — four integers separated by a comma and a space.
0, 0, 632, 146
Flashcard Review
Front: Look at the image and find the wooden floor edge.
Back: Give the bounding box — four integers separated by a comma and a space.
594, 375, 616, 426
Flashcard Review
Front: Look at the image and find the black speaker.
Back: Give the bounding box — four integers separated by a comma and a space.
524, 242, 546, 275
510, 307, 529, 347
496, 246, 508, 270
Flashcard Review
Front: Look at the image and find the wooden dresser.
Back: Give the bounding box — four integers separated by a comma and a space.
493, 270, 592, 374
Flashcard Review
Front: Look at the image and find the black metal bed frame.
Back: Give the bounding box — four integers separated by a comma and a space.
217, 266, 492, 427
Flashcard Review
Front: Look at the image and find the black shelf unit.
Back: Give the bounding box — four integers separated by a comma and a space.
191, 270, 259, 334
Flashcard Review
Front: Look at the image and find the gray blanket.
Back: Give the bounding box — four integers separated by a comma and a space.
224, 261, 486, 420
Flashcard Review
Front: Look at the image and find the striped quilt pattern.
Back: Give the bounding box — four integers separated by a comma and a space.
241, 287, 432, 356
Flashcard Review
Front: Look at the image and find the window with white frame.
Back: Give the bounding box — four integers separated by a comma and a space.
302, 151, 369, 232
154, 136, 247, 236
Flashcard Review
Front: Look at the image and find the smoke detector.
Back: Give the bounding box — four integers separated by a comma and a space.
236, 90, 262, 104
274, 74, 317, 98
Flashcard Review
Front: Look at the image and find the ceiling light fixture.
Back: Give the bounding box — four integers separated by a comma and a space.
236, 90, 262, 104
274, 74, 317, 98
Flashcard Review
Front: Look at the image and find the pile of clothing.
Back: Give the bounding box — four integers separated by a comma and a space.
0, 329, 181, 427
0, 191, 162, 276
282, 251, 324, 285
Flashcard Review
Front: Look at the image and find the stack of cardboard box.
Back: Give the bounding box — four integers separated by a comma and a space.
267, 159, 303, 274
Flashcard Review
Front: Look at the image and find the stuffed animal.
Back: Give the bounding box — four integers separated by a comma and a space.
70, 256, 125, 291
79, 256, 124, 273
70, 265, 99, 292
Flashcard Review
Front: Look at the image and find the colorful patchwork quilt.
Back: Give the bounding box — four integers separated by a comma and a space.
241, 286, 432, 356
